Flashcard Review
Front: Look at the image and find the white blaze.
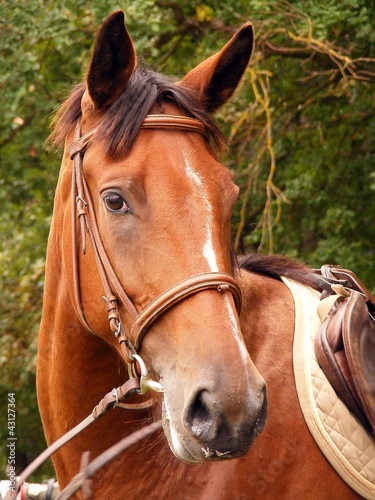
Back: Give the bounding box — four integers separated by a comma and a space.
183, 152, 248, 360
183, 152, 218, 272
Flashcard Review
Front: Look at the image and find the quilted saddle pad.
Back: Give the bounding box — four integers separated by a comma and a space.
282, 277, 375, 499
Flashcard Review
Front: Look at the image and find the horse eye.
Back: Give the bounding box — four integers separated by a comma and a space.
104, 193, 129, 213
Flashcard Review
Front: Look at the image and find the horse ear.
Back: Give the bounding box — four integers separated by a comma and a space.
178, 23, 254, 113
87, 10, 136, 109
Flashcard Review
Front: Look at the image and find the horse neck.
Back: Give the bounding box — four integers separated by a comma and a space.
238, 269, 295, 369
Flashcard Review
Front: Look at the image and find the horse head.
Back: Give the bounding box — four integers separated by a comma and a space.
48, 10, 266, 464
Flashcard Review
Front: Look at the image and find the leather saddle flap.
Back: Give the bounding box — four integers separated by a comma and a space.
343, 291, 375, 433
315, 290, 375, 435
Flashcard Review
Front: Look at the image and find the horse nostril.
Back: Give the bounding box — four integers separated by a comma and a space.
183, 384, 267, 459
186, 390, 214, 440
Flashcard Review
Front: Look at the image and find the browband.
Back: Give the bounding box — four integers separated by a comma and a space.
68, 114, 208, 159
141, 114, 208, 139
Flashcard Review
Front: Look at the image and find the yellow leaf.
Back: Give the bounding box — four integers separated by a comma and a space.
196, 5, 213, 23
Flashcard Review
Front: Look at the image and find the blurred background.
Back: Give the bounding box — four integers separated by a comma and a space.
1, 0, 374, 480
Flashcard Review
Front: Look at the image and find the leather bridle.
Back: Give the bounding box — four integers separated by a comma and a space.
68, 113, 242, 374
6, 115, 244, 497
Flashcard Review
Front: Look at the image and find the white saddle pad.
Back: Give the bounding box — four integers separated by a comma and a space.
282, 277, 375, 499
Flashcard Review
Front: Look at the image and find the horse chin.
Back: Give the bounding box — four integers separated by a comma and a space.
162, 418, 257, 464
162, 423, 200, 464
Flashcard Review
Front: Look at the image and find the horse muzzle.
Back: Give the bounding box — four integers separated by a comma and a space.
162, 379, 267, 463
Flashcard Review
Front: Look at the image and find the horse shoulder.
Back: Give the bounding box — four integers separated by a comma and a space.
237, 269, 361, 498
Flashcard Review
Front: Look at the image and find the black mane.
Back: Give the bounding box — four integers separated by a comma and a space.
49, 66, 226, 156
238, 253, 318, 289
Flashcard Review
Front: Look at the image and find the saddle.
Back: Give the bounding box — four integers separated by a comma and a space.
313, 265, 375, 436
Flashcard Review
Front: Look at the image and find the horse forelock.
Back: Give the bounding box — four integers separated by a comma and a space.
48, 66, 226, 156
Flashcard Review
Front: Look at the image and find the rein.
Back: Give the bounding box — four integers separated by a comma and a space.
8, 378, 152, 499
68, 113, 242, 366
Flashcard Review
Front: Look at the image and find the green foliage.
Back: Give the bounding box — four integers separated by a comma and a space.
1, 0, 374, 480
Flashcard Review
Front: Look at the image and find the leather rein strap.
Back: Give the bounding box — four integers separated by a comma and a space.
10, 378, 149, 498
68, 114, 242, 361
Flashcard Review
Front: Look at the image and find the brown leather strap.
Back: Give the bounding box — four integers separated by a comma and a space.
66, 114, 207, 162
91, 378, 141, 418
70, 120, 138, 337
70, 124, 100, 335
80, 170, 139, 322
54, 421, 163, 500
130, 272, 242, 351
71, 156, 96, 334
68, 127, 96, 158
11, 378, 144, 498
326, 266, 375, 303
141, 114, 208, 139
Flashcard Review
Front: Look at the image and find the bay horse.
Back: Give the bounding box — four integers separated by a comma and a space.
37, 11, 362, 499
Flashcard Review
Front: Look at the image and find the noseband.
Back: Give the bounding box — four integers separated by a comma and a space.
68, 114, 242, 368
